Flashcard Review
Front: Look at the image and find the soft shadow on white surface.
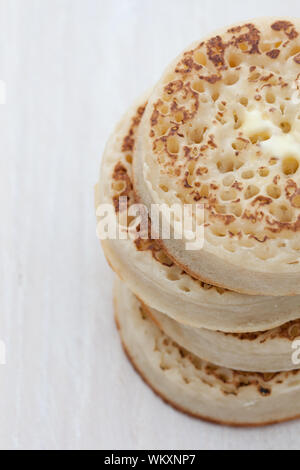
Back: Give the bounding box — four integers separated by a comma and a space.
1, 0, 300, 450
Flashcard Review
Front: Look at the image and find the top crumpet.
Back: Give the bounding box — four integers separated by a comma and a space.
134, 18, 300, 296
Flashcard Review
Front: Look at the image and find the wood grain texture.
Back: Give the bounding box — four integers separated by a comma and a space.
1, 0, 300, 450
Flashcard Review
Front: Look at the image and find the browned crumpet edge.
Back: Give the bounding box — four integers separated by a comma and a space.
114, 309, 300, 428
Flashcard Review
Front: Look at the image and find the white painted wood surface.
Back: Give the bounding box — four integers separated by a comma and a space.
2, 0, 300, 450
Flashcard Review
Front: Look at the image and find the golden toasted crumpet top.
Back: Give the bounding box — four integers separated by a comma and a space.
98, 98, 300, 329
138, 19, 300, 271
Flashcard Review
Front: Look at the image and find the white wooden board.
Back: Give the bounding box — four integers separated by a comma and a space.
2, 0, 300, 449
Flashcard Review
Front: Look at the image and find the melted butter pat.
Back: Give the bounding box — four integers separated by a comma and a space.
241, 109, 275, 137
262, 134, 300, 158
242, 109, 300, 159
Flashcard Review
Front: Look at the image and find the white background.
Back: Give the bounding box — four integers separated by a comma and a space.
2, 0, 300, 450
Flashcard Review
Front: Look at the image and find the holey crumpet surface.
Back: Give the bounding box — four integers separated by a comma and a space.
133, 18, 300, 296
96, 99, 300, 333
114, 278, 300, 427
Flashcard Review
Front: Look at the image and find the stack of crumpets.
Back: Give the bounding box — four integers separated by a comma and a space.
96, 17, 300, 426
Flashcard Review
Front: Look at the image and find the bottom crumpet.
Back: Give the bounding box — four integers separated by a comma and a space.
114, 278, 300, 427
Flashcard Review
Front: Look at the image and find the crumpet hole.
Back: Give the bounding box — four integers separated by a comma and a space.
217, 158, 234, 173
232, 138, 247, 151
239, 42, 248, 52
270, 203, 293, 223
244, 185, 259, 200
157, 121, 171, 136
230, 203, 242, 217
267, 184, 281, 199
260, 42, 272, 53
221, 189, 237, 201
292, 195, 300, 208
249, 131, 271, 144
212, 91, 220, 102
233, 111, 242, 130
194, 51, 207, 66
215, 204, 227, 214
249, 72, 260, 82
188, 160, 196, 175
280, 122, 291, 133
212, 227, 226, 237
112, 181, 126, 192
239, 97, 248, 107
242, 170, 254, 179
189, 127, 204, 144
235, 159, 244, 170
228, 54, 242, 68
160, 185, 169, 193
269, 157, 278, 166
225, 72, 239, 86
199, 184, 209, 198
175, 111, 184, 122
282, 157, 299, 175
266, 91, 275, 104
192, 80, 205, 93
223, 174, 235, 186
167, 136, 179, 154
179, 284, 191, 293
258, 167, 269, 177
287, 45, 300, 59
156, 251, 173, 266
167, 271, 180, 281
